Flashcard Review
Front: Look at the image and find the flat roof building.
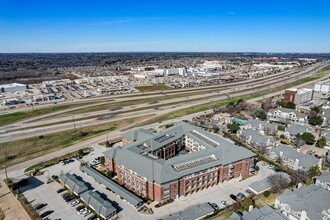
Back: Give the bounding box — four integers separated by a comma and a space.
0, 83, 26, 93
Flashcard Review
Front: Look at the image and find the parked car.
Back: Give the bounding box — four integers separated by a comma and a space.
51, 175, 58, 180
268, 165, 275, 169
230, 194, 237, 201
245, 189, 253, 195
76, 205, 85, 211
221, 200, 227, 206
64, 195, 75, 202
57, 188, 66, 193
34, 203, 47, 210
237, 192, 246, 200
40, 210, 54, 218
62, 193, 70, 199
70, 200, 80, 207
210, 203, 219, 210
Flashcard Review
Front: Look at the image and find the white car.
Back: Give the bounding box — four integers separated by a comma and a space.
78, 208, 87, 215
70, 200, 79, 207
82, 210, 91, 217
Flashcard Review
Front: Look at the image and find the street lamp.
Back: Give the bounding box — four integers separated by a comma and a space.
72, 115, 77, 131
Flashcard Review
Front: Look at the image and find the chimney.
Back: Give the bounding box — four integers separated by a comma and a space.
297, 148, 300, 153
280, 151, 283, 157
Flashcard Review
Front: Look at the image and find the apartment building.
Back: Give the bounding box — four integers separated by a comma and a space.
284, 88, 313, 104
267, 108, 308, 124
104, 122, 256, 203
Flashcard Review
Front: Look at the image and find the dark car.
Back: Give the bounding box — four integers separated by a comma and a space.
51, 175, 58, 180
64, 195, 75, 202
76, 205, 85, 211
211, 203, 219, 210
62, 192, 70, 198
230, 194, 237, 201
34, 203, 47, 210
40, 210, 54, 218
57, 188, 66, 193
87, 215, 98, 220
245, 189, 253, 195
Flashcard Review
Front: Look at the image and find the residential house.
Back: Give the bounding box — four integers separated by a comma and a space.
212, 113, 234, 125
237, 129, 277, 149
267, 108, 308, 124
244, 119, 277, 135
274, 185, 330, 220
315, 172, 330, 190
269, 144, 321, 170
229, 205, 287, 220
284, 124, 311, 140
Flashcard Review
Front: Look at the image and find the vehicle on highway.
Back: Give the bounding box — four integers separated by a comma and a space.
40, 210, 54, 218
57, 188, 66, 193
230, 194, 237, 201
34, 203, 47, 210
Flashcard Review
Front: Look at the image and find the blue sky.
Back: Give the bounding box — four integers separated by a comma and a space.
0, 0, 330, 53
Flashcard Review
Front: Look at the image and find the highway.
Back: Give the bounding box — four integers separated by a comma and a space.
0, 61, 328, 142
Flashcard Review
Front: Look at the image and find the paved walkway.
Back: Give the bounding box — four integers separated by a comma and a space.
0, 180, 31, 220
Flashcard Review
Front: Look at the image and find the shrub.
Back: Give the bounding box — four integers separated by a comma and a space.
255, 166, 260, 171
280, 134, 285, 139
263, 191, 270, 197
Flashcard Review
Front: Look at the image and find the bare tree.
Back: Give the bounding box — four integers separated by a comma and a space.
292, 136, 305, 148
276, 154, 284, 165
267, 173, 289, 193
291, 169, 310, 184
264, 127, 277, 136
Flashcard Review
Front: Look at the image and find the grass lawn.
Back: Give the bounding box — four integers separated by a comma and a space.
0, 114, 153, 167
135, 84, 173, 92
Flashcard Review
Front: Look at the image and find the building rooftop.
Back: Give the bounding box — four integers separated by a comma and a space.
58, 173, 88, 195
245, 118, 277, 131
285, 124, 310, 136
276, 185, 330, 220
104, 122, 256, 184
238, 205, 287, 220
316, 171, 330, 183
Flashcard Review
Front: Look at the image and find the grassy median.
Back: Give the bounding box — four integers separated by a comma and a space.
0, 114, 153, 167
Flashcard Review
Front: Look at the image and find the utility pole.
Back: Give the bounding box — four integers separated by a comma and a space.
3, 165, 8, 180
72, 115, 77, 131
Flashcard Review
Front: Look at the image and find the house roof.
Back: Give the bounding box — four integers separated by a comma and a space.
104, 122, 256, 185
58, 173, 88, 195
245, 119, 277, 131
268, 108, 307, 118
249, 172, 290, 194
270, 144, 319, 169
276, 185, 330, 220
159, 202, 215, 220
238, 129, 275, 145
285, 124, 310, 135
316, 171, 330, 183
80, 190, 116, 218
240, 205, 287, 220
81, 166, 143, 207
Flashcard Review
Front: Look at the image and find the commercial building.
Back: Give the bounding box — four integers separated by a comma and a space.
104, 122, 256, 203
58, 173, 89, 196
0, 83, 26, 93
284, 88, 313, 105
314, 79, 330, 94
275, 185, 330, 220
164, 68, 186, 76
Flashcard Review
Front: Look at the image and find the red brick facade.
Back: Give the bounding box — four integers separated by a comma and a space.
105, 156, 255, 202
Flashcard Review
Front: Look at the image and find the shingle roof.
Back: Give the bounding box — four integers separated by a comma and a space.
81, 166, 143, 207
270, 144, 319, 169
285, 124, 310, 135
159, 202, 215, 220
80, 190, 116, 218
240, 205, 287, 220
316, 171, 330, 183
238, 129, 275, 145
249, 172, 290, 194
122, 128, 154, 142
245, 119, 277, 131
276, 185, 330, 220
58, 173, 88, 195
105, 122, 255, 184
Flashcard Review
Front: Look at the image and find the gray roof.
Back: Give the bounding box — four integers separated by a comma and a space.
245, 119, 277, 131
81, 166, 143, 207
270, 144, 319, 169
122, 128, 154, 142
238, 129, 275, 145
249, 172, 290, 194
240, 205, 287, 220
285, 124, 310, 136
104, 122, 256, 184
80, 190, 116, 218
276, 185, 330, 220
58, 173, 88, 195
228, 212, 243, 220
316, 171, 330, 183
159, 202, 215, 220
322, 130, 330, 142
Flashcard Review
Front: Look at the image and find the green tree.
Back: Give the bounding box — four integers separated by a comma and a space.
254, 110, 267, 120
308, 115, 324, 126
241, 197, 253, 211
227, 124, 240, 133
310, 106, 321, 113
277, 101, 296, 109
100, 156, 105, 165
299, 132, 316, 145
316, 136, 327, 148
309, 165, 321, 177
277, 125, 286, 131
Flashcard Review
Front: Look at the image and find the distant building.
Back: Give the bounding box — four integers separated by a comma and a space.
0, 83, 26, 93
275, 185, 330, 220
164, 68, 186, 76
2, 98, 20, 105
314, 79, 330, 94
284, 88, 313, 105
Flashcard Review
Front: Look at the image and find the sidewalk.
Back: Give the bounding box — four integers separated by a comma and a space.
0, 180, 31, 220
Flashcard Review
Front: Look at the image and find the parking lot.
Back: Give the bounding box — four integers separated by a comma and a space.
20, 142, 275, 220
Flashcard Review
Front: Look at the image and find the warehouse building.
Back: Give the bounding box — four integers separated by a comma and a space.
0, 83, 26, 93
